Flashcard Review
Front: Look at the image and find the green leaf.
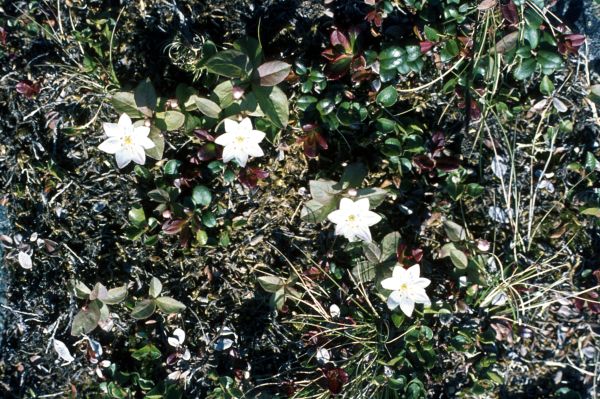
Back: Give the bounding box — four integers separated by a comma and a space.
449, 248, 468, 269
444, 220, 466, 241
213, 80, 235, 109
297, 95, 318, 111
111, 92, 143, 118
155, 296, 186, 314
253, 85, 289, 129
202, 212, 217, 228
155, 111, 185, 131
424, 26, 440, 41
128, 206, 146, 228
164, 159, 181, 176
352, 260, 376, 283
134, 78, 157, 117
355, 187, 387, 208
523, 25, 539, 49
145, 126, 164, 160
309, 179, 341, 204
256, 61, 291, 86
192, 185, 212, 207
90, 282, 108, 301
234, 36, 263, 68
379, 46, 404, 70
204, 50, 250, 78
381, 232, 401, 261
338, 163, 368, 189
257, 275, 286, 293
131, 343, 161, 361
103, 285, 127, 305
581, 208, 600, 217
362, 242, 382, 264
316, 98, 335, 115
513, 58, 537, 80
589, 84, 600, 105
376, 86, 398, 108
73, 280, 91, 299
300, 199, 337, 224
131, 299, 156, 320
149, 277, 162, 298
539, 76, 554, 96
195, 97, 222, 119
71, 301, 101, 336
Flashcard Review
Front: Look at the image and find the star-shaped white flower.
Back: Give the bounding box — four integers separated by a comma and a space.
214, 117, 265, 167
381, 264, 431, 317
327, 198, 381, 242
98, 113, 155, 169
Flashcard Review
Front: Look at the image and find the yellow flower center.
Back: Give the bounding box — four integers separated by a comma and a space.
346, 214, 357, 223
235, 135, 246, 144
123, 135, 133, 146
399, 283, 408, 291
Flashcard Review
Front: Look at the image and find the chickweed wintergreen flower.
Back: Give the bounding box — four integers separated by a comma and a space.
381, 264, 431, 317
215, 117, 265, 167
327, 197, 381, 243
98, 113, 155, 169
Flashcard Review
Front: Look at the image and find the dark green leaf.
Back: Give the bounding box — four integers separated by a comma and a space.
149, 277, 162, 298
253, 85, 289, 128
134, 78, 157, 117
155, 297, 186, 314
195, 97, 222, 119
155, 111, 185, 131
376, 86, 398, 108
145, 126, 164, 160
204, 50, 250, 78
111, 92, 143, 118
128, 206, 146, 228
192, 185, 212, 207
131, 299, 156, 320
257, 275, 286, 293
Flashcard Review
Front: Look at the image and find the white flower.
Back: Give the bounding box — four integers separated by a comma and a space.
327, 198, 381, 242
98, 113, 155, 169
381, 264, 431, 317
214, 117, 265, 167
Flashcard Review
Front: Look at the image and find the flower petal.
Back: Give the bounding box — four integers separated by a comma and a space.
224, 119, 241, 135
250, 130, 266, 143
103, 122, 122, 137
387, 290, 402, 310
133, 125, 150, 138
239, 117, 253, 132
392, 265, 406, 279
215, 132, 234, 147
118, 113, 133, 129
399, 296, 415, 317
413, 277, 431, 289
355, 198, 370, 211
234, 151, 249, 167
381, 276, 400, 291
407, 264, 421, 280
327, 209, 346, 224
130, 145, 146, 165
410, 288, 431, 305
222, 145, 236, 163
338, 197, 354, 211
246, 142, 264, 158
98, 137, 122, 154
115, 149, 132, 168
361, 210, 382, 226
137, 136, 156, 150
353, 224, 372, 242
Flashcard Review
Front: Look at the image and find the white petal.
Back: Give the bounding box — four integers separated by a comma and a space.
136, 136, 156, 150
338, 197, 354, 211
53, 339, 74, 363
407, 264, 421, 280
18, 251, 32, 269
387, 291, 402, 310
98, 137, 122, 154
250, 130, 266, 143
327, 209, 347, 225
381, 276, 400, 291
167, 336, 180, 347
245, 142, 264, 158
215, 132, 234, 147
353, 224, 372, 242
222, 145, 236, 163
392, 265, 406, 279
130, 145, 146, 165
399, 296, 415, 317
103, 122, 122, 137
133, 125, 150, 138
239, 117, 253, 132
118, 113, 133, 129
115, 149, 133, 168
413, 277, 431, 289
361, 210, 382, 226
234, 151, 249, 167
173, 328, 185, 344
410, 288, 431, 305
355, 198, 370, 211
224, 119, 241, 135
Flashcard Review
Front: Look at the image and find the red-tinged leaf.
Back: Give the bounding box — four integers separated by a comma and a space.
162, 219, 187, 235
0, 27, 6, 46
238, 167, 269, 189
411, 248, 424, 263
477, 0, 496, 10
324, 54, 353, 80
321, 366, 349, 395
365, 10, 383, 27
435, 156, 461, 171
257, 61, 291, 86
501, 1, 518, 25
321, 48, 337, 61
420, 41, 434, 53
194, 129, 214, 142
413, 155, 435, 172
330, 30, 351, 52
16, 80, 40, 98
